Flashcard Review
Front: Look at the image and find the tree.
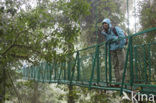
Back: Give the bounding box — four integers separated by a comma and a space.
0, 0, 90, 102
79, 0, 127, 47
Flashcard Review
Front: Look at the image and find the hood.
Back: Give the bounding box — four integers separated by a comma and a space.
102, 18, 112, 28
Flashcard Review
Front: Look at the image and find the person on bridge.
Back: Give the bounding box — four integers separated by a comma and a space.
101, 18, 126, 83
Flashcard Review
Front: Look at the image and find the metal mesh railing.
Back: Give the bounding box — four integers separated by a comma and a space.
23, 27, 156, 95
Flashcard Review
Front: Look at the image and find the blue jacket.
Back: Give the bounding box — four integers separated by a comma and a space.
101, 18, 126, 50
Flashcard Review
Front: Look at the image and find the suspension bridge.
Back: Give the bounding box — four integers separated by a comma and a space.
22, 27, 156, 96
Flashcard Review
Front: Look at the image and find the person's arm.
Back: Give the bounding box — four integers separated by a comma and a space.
115, 26, 126, 45
101, 30, 106, 37
115, 27, 125, 38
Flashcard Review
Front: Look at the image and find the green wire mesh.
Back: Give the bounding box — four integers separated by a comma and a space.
22, 28, 156, 95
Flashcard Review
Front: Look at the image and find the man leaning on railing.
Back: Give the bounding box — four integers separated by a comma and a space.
101, 18, 127, 85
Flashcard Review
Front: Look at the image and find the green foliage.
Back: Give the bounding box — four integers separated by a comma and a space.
140, 1, 156, 30
79, 0, 126, 46
67, 0, 91, 21
0, 0, 90, 102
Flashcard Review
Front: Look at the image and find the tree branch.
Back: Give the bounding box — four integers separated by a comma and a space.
9, 54, 29, 60
14, 44, 41, 54
1, 27, 33, 57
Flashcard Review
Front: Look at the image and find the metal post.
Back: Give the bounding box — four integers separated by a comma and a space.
148, 44, 151, 82
77, 51, 80, 81
143, 45, 148, 83
129, 37, 134, 87
68, 61, 71, 81
134, 47, 138, 82
108, 43, 112, 84
64, 62, 66, 80
96, 46, 100, 83
120, 37, 130, 96
58, 63, 63, 83
89, 48, 97, 89
105, 43, 108, 84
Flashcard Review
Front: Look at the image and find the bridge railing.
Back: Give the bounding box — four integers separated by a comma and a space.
22, 27, 156, 94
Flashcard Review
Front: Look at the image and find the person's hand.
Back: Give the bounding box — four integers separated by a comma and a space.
109, 39, 114, 43
106, 39, 113, 44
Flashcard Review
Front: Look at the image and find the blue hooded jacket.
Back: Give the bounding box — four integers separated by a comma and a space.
101, 18, 126, 50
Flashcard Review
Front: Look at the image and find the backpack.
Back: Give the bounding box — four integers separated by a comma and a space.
112, 27, 128, 45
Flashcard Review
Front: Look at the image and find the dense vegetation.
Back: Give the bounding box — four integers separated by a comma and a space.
0, 0, 155, 103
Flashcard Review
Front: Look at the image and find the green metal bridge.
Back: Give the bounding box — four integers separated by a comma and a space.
23, 27, 156, 95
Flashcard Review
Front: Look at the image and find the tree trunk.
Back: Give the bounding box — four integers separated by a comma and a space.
68, 85, 75, 103
0, 67, 6, 103
32, 82, 39, 103
67, 40, 75, 103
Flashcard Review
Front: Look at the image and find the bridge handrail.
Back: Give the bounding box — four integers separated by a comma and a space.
75, 27, 156, 53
